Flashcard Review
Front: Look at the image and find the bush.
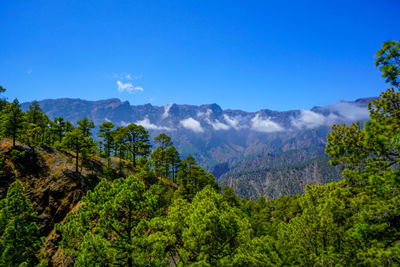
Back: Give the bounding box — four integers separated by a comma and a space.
10, 149, 26, 162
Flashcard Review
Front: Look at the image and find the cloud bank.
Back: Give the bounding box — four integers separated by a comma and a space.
135, 117, 172, 131
327, 102, 369, 122
198, 109, 231, 130
251, 114, 284, 133
291, 102, 369, 129
180, 118, 204, 133
224, 114, 243, 130
209, 120, 231, 130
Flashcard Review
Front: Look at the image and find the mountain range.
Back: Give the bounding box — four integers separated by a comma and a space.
21, 97, 375, 199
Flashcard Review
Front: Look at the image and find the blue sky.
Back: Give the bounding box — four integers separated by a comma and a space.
1, 0, 399, 111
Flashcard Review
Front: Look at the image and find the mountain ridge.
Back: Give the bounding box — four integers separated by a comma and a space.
21, 96, 376, 199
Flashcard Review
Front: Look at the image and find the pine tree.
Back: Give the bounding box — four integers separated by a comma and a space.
152, 133, 173, 178
375, 40, 400, 87
59, 176, 162, 266
124, 123, 150, 167
0, 99, 25, 147
323, 42, 400, 265
61, 128, 94, 173
77, 117, 94, 137
25, 101, 50, 146
97, 121, 115, 158
154, 185, 252, 265
0, 180, 42, 266
167, 146, 180, 182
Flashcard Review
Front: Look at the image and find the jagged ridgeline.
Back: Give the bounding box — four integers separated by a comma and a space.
0, 40, 399, 265
20, 93, 375, 200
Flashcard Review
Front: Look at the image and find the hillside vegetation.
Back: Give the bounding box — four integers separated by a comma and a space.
0, 41, 399, 266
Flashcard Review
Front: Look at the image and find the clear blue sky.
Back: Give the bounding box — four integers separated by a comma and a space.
1, 0, 399, 111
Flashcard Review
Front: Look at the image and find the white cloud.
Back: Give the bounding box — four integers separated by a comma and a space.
223, 115, 245, 130
290, 102, 369, 129
197, 109, 212, 118
210, 120, 231, 130
105, 118, 111, 122
251, 114, 284, 133
120, 121, 130, 127
291, 110, 338, 129
327, 102, 369, 122
198, 109, 230, 130
112, 73, 141, 80
135, 117, 172, 131
162, 104, 173, 119
180, 118, 204, 133
116, 81, 143, 93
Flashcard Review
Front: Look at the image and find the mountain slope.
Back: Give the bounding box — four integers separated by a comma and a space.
21, 97, 374, 199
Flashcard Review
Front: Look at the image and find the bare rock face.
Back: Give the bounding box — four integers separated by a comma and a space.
0, 139, 105, 266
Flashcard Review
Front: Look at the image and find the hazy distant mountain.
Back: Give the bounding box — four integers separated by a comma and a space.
21, 97, 375, 199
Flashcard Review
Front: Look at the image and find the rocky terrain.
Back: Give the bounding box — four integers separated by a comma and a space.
0, 139, 118, 265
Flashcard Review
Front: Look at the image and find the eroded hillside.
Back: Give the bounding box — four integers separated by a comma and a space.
0, 139, 119, 264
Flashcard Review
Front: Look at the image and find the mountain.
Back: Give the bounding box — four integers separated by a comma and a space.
21, 97, 375, 199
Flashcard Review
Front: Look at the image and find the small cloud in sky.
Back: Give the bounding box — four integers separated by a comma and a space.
27, 69, 32, 75
180, 117, 204, 133
112, 72, 143, 80
116, 81, 143, 93
251, 114, 284, 133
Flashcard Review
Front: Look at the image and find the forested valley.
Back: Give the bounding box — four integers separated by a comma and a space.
0, 41, 399, 266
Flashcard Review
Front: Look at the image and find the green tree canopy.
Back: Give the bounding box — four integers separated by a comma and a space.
0, 180, 42, 266
324, 46, 400, 264
375, 40, 400, 87
0, 99, 25, 147
60, 128, 94, 173
59, 175, 163, 267
152, 133, 173, 178
97, 121, 115, 158
124, 123, 151, 167
77, 117, 95, 137
153, 185, 252, 266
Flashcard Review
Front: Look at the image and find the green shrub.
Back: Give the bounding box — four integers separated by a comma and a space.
10, 149, 26, 162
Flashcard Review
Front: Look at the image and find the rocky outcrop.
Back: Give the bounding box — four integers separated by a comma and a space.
0, 139, 111, 265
